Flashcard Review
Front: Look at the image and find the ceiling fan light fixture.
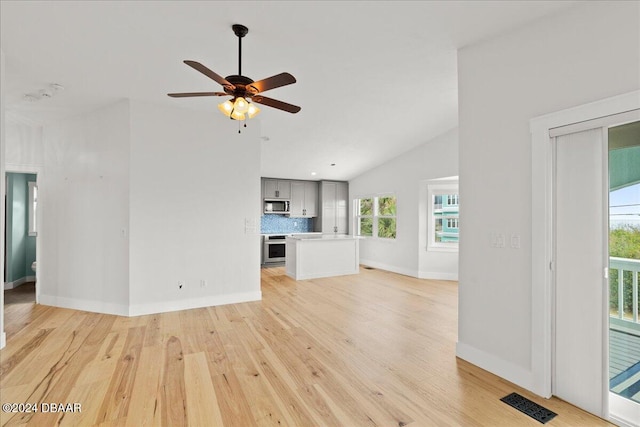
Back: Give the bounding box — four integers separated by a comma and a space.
218, 99, 233, 117
233, 97, 249, 114
230, 110, 246, 121
247, 103, 260, 118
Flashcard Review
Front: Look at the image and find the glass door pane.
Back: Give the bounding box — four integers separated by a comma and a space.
608, 121, 640, 407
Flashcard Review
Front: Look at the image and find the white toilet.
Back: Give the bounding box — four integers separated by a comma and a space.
31, 261, 36, 273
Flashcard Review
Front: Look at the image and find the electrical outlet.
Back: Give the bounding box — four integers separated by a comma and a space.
200, 279, 207, 288
178, 280, 185, 289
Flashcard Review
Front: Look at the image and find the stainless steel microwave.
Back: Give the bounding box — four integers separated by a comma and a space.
264, 199, 290, 214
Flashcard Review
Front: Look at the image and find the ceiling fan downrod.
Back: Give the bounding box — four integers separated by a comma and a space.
232, 24, 248, 77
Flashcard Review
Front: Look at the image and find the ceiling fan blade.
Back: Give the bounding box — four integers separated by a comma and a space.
248, 73, 296, 94
252, 95, 301, 114
184, 60, 234, 88
168, 92, 229, 98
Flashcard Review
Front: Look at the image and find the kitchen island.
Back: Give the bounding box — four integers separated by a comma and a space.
285, 234, 361, 280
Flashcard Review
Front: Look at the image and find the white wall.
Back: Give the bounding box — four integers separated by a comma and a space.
349, 128, 458, 278
1, 49, 6, 348
457, 1, 640, 393
5, 115, 44, 168
39, 100, 131, 315
128, 101, 262, 315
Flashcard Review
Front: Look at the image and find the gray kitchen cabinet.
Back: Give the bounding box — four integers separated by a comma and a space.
318, 181, 348, 234
290, 181, 318, 217
263, 178, 291, 199
304, 181, 318, 217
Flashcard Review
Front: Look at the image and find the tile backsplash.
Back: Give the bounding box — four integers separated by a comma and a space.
261, 215, 314, 234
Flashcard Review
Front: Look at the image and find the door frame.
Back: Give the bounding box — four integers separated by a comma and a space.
530, 90, 640, 417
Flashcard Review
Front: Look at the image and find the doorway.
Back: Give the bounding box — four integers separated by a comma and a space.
4, 172, 38, 320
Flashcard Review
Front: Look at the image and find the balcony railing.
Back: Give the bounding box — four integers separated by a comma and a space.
610, 257, 640, 324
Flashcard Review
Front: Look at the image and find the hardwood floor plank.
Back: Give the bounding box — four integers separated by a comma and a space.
160, 336, 188, 427
211, 370, 258, 427
96, 326, 146, 423
125, 346, 164, 427
60, 380, 109, 427
183, 352, 225, 427
142, 314, 162, 348
220, 330, 288, 426
253, 347, 323, 426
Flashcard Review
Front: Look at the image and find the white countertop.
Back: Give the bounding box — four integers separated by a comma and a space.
286, 234, 363, 241
262, 232, 322, 236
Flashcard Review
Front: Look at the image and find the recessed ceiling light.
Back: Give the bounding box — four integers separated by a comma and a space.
311, 172, 317, 176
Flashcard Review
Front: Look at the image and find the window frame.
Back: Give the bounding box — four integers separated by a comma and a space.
354, 194, 397, 240
427, 183, 459, 252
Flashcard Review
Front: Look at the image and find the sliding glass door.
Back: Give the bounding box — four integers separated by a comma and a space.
608, 121, 640, 422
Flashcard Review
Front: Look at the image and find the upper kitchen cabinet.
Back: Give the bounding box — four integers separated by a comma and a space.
290, 181, 318, 217
318, 181, 348, 234
263, 178, 291, 199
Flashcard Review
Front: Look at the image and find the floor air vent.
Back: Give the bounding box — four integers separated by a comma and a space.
500, 392, 557, 424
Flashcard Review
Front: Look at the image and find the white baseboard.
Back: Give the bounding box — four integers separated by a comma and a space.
4, 275, 36, 290
359, 259, 418, 278
128, 291, 262, 317
456, 341, 535, 394
32, 291, 262, 318
0, 332, 6, 349
39, 294, 129, 317
418, 271, 458, 281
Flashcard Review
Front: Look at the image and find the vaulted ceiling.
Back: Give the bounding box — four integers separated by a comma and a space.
1, 1, 578, 180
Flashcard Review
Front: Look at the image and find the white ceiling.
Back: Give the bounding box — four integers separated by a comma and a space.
1, 1, 578, 181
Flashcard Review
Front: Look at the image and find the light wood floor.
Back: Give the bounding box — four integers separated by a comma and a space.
1, 267, 612, 426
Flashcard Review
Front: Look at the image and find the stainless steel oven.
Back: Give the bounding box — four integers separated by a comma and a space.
263, 235, 287, 264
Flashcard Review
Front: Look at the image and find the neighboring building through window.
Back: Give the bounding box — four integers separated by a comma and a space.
427, 183, 459, 251
355, 195, 397, 239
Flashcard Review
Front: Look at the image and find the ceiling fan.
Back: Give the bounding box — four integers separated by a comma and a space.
168, 24, 301, 120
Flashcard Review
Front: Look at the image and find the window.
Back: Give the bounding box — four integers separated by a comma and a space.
356, 198, 373, 237
28, 181, 38, 236
355, 195, 397, 239
427, 183, 459, 251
